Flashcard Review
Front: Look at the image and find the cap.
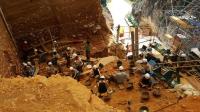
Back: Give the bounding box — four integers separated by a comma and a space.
48, 62, 52, 65
119, 66, 124, 70
142, 58, 148, 63
27, 61, 32, 65
93, 65, 98, 69
67, 47, 71, 50
87, 65, 92, 69
34, 49, 38, 52
69, 67, 74, 70
53, 48, 57, 52
181, 53, 186, 57
72, 53, 77, 58
23, 62, 27, 66
144, 73, 151, 79
100, 75, 105, 79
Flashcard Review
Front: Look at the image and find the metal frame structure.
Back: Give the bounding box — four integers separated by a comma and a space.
158, 0, 200, 52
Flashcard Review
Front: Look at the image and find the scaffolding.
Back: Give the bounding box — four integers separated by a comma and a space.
158, 0, 200, 53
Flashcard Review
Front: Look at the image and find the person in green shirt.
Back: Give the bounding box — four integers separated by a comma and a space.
85, 40, 91, 63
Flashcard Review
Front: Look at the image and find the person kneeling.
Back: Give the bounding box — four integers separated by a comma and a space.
97, 76, 108, 97
139, 73, 153, 89
113, 66, 129, 89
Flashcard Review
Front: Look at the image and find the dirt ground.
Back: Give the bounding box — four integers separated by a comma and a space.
0, 75, 122, 112
80, 60, 200, 112
1, 58, 200, 112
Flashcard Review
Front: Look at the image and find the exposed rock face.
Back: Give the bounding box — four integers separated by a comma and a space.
0, 15, 21, 77
0, 0, 111, 55
0, 75, 123, 112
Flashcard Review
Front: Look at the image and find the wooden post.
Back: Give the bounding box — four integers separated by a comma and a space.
129, 31, 136, 75
131, 31, 135, 61
135, 27, 139, 60
116, 25, 120, 43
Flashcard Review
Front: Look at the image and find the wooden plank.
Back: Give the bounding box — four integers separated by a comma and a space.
170, 16, 193, 29
80, 55, 97, 62
164, 34, 174, 39
158, 60, 200, 64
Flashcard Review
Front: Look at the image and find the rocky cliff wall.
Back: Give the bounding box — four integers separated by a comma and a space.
0, 0, 111, 55
0, 14, 21, 77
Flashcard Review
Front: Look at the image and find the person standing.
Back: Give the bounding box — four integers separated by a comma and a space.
64, 47, 71, 67
85, 40, 91, 63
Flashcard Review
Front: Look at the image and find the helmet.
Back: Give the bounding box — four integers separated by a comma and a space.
69, 67, 74, 70
100, 75, 105, 79
27, 61, 32, 65
142, 59, 148, 63
53, 48, 57, 52
23, 62, 27, 66
87, 65, 92, 69
67, 47, 71, 50
144, 73, 151, 79
72, 53, 77, 58
48, 62, 52, 65
181, 53, 186, 57
24, 41, 28, 44
34, 49, 38, 52
53, 40, 57, 43
93, 65, 98, 69
119, 66, 124, 70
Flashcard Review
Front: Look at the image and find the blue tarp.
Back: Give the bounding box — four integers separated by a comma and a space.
188, 19, 200, 28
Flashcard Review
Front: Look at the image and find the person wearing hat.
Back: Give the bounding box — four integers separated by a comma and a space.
163, 53, 169, 62
97, 75, 108, 97
73, 54, 83, 73
46, 62, 57, 77
51, 48, 59, 66
113, 66, 129, 85
22, 62, 29, 77
20, 40, 30, 61
179, 53, 187, 61
27, 61, 35, 77
85, 40, 91, 63
53, 40, 59, 49
69, 67, 81, 81
63, 47, 71, 67
139, 73, 153, 88
91, 65, 101, 78
147, 46, 152, 54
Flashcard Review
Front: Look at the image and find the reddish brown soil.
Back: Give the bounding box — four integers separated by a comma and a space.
81, 60, 200, 112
